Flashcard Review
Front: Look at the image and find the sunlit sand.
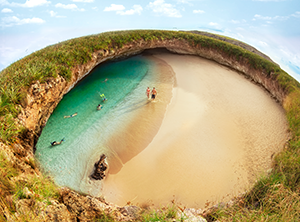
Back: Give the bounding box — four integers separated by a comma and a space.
102, 50, 289, 208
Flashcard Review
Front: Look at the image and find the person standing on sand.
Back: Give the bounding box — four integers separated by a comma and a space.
146, 87, 151, 99
151, 87, 157, 100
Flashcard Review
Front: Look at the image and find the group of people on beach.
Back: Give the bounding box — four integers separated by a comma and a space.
146, 87, 157, 100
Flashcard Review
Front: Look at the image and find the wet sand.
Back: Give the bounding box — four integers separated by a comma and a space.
104, 55, 175, 175
102, 51, 289, 208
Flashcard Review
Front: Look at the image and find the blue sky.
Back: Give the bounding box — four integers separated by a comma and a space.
1, 0, 300, 82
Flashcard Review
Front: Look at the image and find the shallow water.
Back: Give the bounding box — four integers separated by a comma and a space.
36, 54, 174, 195
102, 53, 289, 208
36, 51, 289, 208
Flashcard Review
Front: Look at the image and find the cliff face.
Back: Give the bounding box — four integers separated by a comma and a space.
4, 38, 288, 220
19, 38, 286, 143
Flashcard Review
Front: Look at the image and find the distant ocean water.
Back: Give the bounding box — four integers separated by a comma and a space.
35, 55, 163, 194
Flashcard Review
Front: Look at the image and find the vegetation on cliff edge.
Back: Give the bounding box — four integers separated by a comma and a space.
0, 30, 300, 221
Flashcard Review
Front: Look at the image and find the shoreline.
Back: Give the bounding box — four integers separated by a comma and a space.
102, 51, 289, 208
104, 54, 175, 174
3, 30, 299, 221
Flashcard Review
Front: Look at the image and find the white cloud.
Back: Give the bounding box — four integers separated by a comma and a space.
104, 4, 142, 15
117, 5, 143, 15
49, 10, 56, 17
55, 3, 85, 11
193, 9, 204, 14
236, 32, 244, 39
277, 45, 300, 82
253, 14, 272, 20
23, 17, 45, 24
1, 8, 12, 13
49, 10, 65, 18
258, 41, 268, 47
9, 0, 51, 8
72, 0, 94, 2
177, 0, 189, 3
177, 0, 193, 6
148, 0, 182, 18
292, 11, 300, 18
0, 45, 24, 70
55, 3, 76, 10
209, 22, 218, 26
231, 19, 247, 24
1, 16, 45, 27
253, 13, 297, 21
0, 0, 9, 5
252, 0, 287, 1
23, 0, 50, 7
280, 48, 300, 62
104, 4, 125, 12
231, 19, 240, 24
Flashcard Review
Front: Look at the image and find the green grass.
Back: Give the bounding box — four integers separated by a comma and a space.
210, 181, 300, 221
0, 30, 299, 144
136, 204, 183, 222
0, 29, 300, 221
0, 150, 60, 221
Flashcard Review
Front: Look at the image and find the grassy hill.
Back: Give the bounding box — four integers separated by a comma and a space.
0, 30, 300, 221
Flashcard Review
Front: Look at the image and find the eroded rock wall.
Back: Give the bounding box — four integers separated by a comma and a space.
10, 38, 288, 221
19, 38, 286, 141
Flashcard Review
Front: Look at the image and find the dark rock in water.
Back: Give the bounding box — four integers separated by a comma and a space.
91, 154, 108, 180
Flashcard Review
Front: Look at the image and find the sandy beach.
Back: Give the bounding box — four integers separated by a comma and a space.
102, 51, 289, 208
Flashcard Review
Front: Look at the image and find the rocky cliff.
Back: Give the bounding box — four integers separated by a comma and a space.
19, 38, 288, 142
1, 32, 294, 221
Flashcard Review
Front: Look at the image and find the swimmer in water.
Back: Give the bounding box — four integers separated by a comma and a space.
97, 104, 103, 110
51, 138, 65, 146
64, 112, 77, 118
100, 94, 107, 102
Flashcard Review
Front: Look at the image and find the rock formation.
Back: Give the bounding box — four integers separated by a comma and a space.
2, 30, 297, 221
91, 154, 108, 180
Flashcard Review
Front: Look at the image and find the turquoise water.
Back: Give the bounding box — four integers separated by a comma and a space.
35, 55, 159, 194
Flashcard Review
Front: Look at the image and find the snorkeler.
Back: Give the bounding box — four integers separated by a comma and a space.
97, 104, 103, 110
100, 94, 107, 102
64, 112, 77, 118
50, 138, 65, 146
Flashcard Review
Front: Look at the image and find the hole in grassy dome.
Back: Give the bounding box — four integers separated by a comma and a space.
35, 48, 289, 208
